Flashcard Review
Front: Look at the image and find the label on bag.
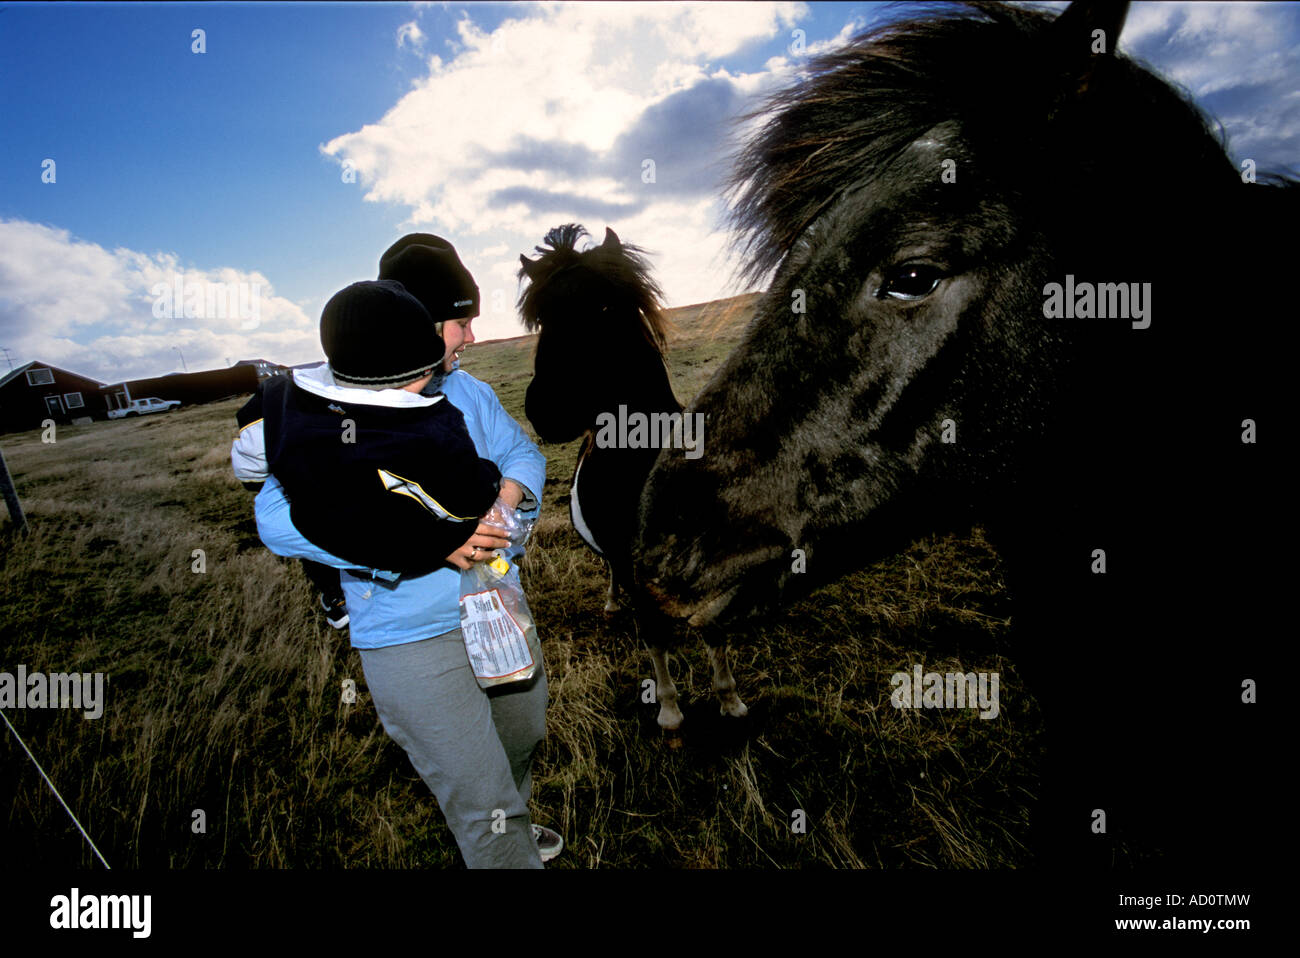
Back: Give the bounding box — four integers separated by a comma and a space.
460, 587, 533, 680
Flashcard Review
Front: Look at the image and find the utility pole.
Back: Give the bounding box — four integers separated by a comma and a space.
0, 445, 29, 534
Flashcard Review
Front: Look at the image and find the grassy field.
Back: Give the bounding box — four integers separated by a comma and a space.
0, 292, 1038, 869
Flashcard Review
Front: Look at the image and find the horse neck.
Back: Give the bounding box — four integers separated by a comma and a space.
576, 337, 679, 482
595, 336, 680, 419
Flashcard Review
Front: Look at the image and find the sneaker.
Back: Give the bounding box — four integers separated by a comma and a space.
319, 593, 349, 629
532, 824, 563, 863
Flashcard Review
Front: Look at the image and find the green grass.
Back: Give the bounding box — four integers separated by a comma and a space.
0, 293, 1039, 869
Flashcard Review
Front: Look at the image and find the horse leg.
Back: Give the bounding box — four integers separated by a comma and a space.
705, 640, 747, 718
625, 561, 683, 744
603, 563, 622, 614
647, 644, 685, 747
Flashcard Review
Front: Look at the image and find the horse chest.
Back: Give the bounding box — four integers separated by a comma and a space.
569, 451, 603, 557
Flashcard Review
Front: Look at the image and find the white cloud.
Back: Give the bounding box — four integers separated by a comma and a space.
397, 20, 426, 51
313, 2, 832, 345
1120, 2, 1299, 167
613, 198, 743, 305
0, 219, 318, 382
806, 15, 867, 58
320, 3, 810, 239
1124, 2, 1293, 95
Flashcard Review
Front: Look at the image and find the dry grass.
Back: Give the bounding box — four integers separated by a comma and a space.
0, 295, 1040, 869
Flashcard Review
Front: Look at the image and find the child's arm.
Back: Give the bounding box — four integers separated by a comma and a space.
254, 474, 400, 581
231, 385, 270, 489
231, 418, 269, 489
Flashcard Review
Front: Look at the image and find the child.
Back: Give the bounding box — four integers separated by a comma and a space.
232, 278, 503, 579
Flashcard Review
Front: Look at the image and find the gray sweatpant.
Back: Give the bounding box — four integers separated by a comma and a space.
359, 628, 548, 868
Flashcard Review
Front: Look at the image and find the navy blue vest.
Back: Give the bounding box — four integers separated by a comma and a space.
238, 373, 500, 576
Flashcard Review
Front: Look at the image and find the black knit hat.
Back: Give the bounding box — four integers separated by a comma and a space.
320, 280, 444, 388
378, 233, 480, 322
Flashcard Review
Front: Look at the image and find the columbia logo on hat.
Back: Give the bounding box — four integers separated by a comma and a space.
378, 233, 481, 322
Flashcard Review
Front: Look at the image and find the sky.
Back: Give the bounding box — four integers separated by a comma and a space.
0, 1, 1296, 384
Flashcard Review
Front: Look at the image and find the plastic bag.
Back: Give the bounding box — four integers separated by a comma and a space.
458, 498, 541, 689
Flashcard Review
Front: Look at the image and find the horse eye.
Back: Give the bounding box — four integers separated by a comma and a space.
879, 265, 942, 301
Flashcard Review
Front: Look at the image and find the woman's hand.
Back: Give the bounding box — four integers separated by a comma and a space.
444, 522, 511, 570
444, 485, 525, 570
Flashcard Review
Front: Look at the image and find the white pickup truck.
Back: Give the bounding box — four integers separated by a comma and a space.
107, 397, 182, 419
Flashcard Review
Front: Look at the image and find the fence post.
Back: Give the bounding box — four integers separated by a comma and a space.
0, 445, 29, 534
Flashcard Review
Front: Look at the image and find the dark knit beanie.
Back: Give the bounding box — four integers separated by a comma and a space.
320, 280, 444, 388
378, 233, 480, 322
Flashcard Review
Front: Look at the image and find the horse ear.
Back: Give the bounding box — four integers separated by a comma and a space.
1050, 0, 1129, 55
601, 227, 621, 251
1047, 1, 1129, 99
520, 253, 539, 280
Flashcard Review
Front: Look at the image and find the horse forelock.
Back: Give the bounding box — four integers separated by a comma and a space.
518, 223, 671, 354
725, 1, 1242, 290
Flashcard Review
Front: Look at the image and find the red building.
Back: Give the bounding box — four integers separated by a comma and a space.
0, 361, 108, 434
0, 358, 265, 434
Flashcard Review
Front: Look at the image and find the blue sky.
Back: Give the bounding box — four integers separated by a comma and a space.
1, 1, 1296, 382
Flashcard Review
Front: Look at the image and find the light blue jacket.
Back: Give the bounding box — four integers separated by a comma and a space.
255, 367, 546, 649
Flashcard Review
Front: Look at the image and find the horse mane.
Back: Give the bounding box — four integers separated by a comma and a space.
517, 224, 670, 354
725, 1, 1250, 289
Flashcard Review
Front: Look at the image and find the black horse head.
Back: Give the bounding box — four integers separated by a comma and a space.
519, 224, 673, 443
634, 0, 1281, 627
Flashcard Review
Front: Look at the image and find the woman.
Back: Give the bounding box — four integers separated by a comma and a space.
255, 235, 559, 868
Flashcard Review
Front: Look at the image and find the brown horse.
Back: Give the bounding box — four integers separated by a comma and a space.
519, 225, 747, 741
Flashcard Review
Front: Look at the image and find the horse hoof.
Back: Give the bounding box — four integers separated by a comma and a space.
664, 730, 684, 750
719, 697, 748, 719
